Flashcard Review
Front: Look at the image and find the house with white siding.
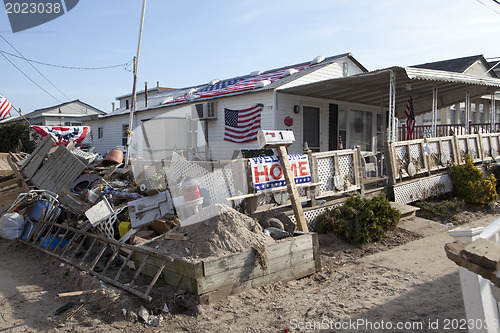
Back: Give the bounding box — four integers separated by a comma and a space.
21, 100, 105, 126
87, 53, 374, 160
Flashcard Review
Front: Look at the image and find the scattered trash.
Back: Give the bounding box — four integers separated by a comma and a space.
264, 227, 289, 240
54, 301, 82, 316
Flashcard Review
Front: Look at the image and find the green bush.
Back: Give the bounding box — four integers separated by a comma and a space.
413, 198, 463, 224
0, 123, 35, 153
450, 154, 497, 205
316, 195, 401, 244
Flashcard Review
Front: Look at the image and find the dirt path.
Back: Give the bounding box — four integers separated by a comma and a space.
0, 215, 496, 332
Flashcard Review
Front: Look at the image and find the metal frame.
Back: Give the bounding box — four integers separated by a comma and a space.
18, 218, 173, 301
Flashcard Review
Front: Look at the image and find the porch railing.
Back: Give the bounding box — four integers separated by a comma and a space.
398, 122, 500, 141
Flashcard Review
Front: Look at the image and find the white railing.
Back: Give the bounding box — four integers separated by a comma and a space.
448, 217, 500, 333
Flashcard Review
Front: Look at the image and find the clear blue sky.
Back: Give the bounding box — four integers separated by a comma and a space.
1, 0, 499, 114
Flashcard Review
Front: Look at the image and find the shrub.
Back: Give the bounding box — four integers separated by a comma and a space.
450, 154, 497, 205
0, 123, 35, 153
413, 198, 463, 224
316, 195, 401, 244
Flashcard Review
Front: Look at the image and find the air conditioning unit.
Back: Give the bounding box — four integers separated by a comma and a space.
191, 102, 217, 120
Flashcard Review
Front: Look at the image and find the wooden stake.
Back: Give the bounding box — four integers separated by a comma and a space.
276, 146, 308, 232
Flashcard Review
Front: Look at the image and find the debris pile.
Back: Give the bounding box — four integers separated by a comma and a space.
0, 134, 296, 302
144, 204, 274, 261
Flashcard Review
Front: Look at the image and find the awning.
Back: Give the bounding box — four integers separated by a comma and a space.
278, 66, 500, 118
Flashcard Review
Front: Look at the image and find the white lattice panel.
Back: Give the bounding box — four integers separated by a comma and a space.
491, 137, 500, 157
428, 141, 440, 168
483, 137, 492, 160
468, 137, 479, 160
96, 206, 126, 240
393, 174, 453, 204
317, 157, 335, 192
339, 155, 354, 186
458, 138, 467, 162
288, 204, 340, 231
442, 140, 453, 163
394, 145, 409, 167
166, 153, 237, 207
409, 144, 424, 169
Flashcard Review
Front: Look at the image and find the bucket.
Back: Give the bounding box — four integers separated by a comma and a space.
182, 177, 200, 202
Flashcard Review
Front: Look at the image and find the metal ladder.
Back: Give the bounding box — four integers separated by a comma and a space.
18, 218, 172, 301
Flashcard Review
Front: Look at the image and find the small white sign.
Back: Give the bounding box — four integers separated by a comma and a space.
257, 130, 295, 148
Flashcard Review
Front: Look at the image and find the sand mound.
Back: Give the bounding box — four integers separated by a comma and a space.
145, 204, 273, 261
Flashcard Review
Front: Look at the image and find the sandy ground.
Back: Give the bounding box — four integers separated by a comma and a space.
0, 214, 498, 333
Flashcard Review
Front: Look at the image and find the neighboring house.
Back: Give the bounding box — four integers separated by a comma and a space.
114, 82, 173, 112
411, 55, 500, 126
20, 100, 105, 126
87, 53, 371, 159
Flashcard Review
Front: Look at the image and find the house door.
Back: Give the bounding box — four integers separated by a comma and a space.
303, 106, 320, 152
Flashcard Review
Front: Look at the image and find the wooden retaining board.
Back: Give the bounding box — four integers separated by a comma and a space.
134, 233, 320, 303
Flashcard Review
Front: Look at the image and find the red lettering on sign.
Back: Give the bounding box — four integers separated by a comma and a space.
269, 164, 283, 180
290, 161, 298, 178
253, 165, 269, 183
298, 161, 309, 176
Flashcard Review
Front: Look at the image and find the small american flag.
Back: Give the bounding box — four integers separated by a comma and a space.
224, 105, 262, 142
405, 96, 415, 140
0, 93, 13, 119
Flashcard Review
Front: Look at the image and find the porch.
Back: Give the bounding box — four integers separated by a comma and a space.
279, 66, 500, 157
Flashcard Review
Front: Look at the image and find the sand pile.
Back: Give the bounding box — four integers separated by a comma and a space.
144, 204, 273, 261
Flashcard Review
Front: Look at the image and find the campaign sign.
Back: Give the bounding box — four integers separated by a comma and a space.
250, 154, 311, 192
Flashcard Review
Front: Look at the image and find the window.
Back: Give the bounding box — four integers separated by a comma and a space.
98, 127, 104, 139
125, 99, 130, 110
122, 124, 129, 146
64, 121, 83, 126
350, 110, 372, 151
303, 106, 320, 151
342, 62, 349, 77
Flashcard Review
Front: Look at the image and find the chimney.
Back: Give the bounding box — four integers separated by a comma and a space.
145, 82, 148, 107
112, 102, 115, 112
157, 81, 160, 88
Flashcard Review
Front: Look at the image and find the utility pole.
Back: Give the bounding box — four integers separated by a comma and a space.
125, 0, 147, 167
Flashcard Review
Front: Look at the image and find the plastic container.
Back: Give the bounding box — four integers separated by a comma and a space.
181, 177, 200, 202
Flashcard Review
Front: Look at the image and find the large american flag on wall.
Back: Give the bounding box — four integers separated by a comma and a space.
224, 105, 262, 142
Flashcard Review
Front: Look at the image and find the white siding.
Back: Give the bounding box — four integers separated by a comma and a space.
276, 94, 331, 154
206, 91, 275, 160
279, 58, 366, 90
464, 61, 494, 77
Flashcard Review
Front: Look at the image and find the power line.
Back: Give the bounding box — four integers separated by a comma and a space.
0, 34, 71, 101
0, 49, 133, 70
0, 51, 63, 104
476, 0, 500, 15
492, 0, 500, 6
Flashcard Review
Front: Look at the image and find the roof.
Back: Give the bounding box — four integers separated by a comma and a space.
411, 55, 498, 78
24, 99, 105, 117
103, 53, 364, 119
115, 86, 174, 100
279, 66, 500, 118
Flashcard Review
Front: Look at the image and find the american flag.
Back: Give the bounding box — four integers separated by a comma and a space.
224, 105, 262, 142
405, 96, 415, 140
0, 93, 13, 119
165, 64, 310, 105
